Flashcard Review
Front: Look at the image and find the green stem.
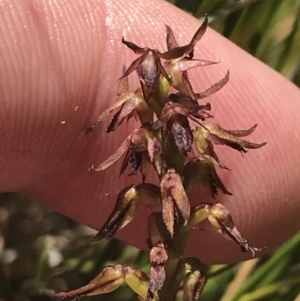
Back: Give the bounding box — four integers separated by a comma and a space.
159, 227, 190, 301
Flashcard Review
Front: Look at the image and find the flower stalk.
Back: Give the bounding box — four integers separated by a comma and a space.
56, 15, 266, 301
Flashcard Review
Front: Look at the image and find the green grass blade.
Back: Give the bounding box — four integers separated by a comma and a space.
231, 231, 300, 301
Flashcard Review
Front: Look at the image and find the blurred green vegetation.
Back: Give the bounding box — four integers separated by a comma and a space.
1, 0, 299, 301
172, 0, 300, 87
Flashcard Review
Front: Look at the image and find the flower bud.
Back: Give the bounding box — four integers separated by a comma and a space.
181, 258, 207, 301
193, 123, 266, 170
208, 203, 262, 256
183, 159, 232, 197
148, 243, 168, 300
163, 16, 212, 101
93, 183, 161, 241
93, 185, 142, 241
56, 265, 125, 299
160, 169, 190, 236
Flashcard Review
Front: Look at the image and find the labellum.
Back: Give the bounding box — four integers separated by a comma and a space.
204, 123, 267, 153
170, 115, 193, 153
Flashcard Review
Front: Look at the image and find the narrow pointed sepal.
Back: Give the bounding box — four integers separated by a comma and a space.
84, 65, 139, 134
83, 93, 137, 134
181, 258, 207, 301
92, 185, 143, 241
56, 265, 125, 300
183, 159, 232, 197
107, 90, 151, 132
205, 123, 267, 152
93, 183, 161, 241
91, 127, 161, 177
208, 203, 263, 256
90, 131, 135, 172
195, 71, 230, 99
175, 58, 219, 72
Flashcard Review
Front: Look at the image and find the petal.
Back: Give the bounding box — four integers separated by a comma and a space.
182, 258, 207, 301
138, 51, 159, 87
205, 123, 267, 152
175, 58, 219, 72
137, 52, 162, 100
56, 265, 125, 299
90, 131, 135, 171
119, 52, 148, 79
168, 68, 196, 101
171, 102, 191, 117
161, 193, 176, 236
161, 169, 190, 234
195, 71, 230, 99
93, 185, 142, 240
226, 124, 258, 137
147, 135, 161, 162
107, 96, 143, 132
208, 204, 263, 256
148, 243, 168, 297
117, 65, 129, 96
84, 92, 137, 133
183, 159, 232, 197
153, 102, 174, 129
189, 15, 208, 48
122, 37, 147, 54
159, 44, 194, 60
169, 115, 193, 153
165, 24, 178, 50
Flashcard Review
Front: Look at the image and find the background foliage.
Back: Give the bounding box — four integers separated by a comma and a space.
0, 0, 299, 300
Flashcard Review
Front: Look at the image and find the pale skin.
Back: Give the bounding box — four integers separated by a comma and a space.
0, 0, 300, 264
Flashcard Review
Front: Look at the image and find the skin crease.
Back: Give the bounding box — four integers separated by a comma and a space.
0, 0, 300, 264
